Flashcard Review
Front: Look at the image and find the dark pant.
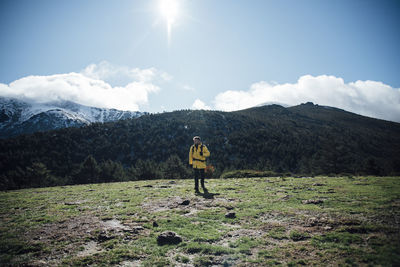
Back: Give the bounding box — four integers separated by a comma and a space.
194, 168, 205, 190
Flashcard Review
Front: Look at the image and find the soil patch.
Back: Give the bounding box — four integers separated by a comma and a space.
24, 215, 148, 265
142, 194, 235, 218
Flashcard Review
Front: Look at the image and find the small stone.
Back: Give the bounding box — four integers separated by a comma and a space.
64, 202, 81, 205
157, 231, 182, 245
97, 231, 115, 242
124, 226, 144, 234
302, 199, 324, 204
308, 217, 318, 226
280, 195, 292, 201
28, 260, 47, 266
180, 200, 190, 206
225, 212, 236, 218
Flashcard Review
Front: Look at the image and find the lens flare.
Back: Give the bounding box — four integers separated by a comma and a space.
159, 0, 179, 44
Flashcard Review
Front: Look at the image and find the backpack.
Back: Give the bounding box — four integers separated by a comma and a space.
192, 144, 203, 155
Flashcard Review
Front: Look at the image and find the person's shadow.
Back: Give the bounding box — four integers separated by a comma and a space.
196, 188, 220, 199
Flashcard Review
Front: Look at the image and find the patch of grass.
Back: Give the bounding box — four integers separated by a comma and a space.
174, 254, 190, 263
1, 176, 400, 266
268, 226, 288, 240
142, 255, 171, 267
0, 234, 47, 265
193, 255, 215, 267
288, 259, 307, 266
289, 230, 310, 241
183, 242, 234, 255
257, 249, 274, 259
312, 231, 363, 247
63, 245, 142, 266
228, 236, 261, 255
220, 169, 278, 179
155, 216, 227, 242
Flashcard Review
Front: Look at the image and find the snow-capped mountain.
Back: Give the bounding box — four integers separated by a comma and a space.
0, 97, 145, 139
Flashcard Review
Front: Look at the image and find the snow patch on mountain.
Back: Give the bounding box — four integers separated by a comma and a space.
0, 97, 145, 138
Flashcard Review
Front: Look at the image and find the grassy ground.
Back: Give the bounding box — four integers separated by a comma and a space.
1, 176, 399, 266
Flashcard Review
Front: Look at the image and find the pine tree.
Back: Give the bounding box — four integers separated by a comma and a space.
162, 154, 190, 180
74, 155, 100, 184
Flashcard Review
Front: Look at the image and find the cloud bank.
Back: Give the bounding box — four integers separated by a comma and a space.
81, 61, 172, 86
0, 61, 169, 111
192, 99, 211, 110
213, 75, 400, 122
1, 67, 399, 122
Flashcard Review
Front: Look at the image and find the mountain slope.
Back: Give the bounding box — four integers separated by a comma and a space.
1, 102, 400, 189
1, 177, 399, 266
0, 97, 144, 138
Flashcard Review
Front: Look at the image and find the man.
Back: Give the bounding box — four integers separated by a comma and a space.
189, 136, 210, 193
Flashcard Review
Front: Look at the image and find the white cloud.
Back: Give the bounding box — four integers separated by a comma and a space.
0, 66, 163, 111
81, 61, 172, 86
182, 85, 195, 91
213, 75, 400, 122
192, 99, 211, 110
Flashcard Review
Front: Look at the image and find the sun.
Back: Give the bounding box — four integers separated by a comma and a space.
159, 0, 180, 44
159, 0, 179, 23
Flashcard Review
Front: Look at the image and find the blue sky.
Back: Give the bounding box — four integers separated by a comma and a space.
0, 0, 399, 121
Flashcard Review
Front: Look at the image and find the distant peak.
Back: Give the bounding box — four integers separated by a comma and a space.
302, 102, 315, 106
255, 101, 290, 108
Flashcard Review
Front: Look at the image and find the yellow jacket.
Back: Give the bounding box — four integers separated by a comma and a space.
189, 143, 210, 169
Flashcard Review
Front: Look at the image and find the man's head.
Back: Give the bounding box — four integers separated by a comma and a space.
193, 136, 201, 145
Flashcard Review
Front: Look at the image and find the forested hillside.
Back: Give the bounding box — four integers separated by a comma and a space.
1, 102, 400, 189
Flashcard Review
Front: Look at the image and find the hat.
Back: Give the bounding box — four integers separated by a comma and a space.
193, 136, 201, 141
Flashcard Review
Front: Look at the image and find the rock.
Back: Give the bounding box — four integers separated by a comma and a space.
180, 200, 190, 206
28, 260, 47, 266
133, 226, 144, 231
153, 221, 159, 227
124, 226, 145, 234
307, 217, 318, 226
97, 231, 115, 242
279, 195, 292, 201
302, 199, 324, 204
157, 231, 182, 245
225, 212, 236, 218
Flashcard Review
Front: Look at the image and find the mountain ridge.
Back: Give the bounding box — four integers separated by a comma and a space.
1, 102, 400, 189
0, 97, 145, 138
